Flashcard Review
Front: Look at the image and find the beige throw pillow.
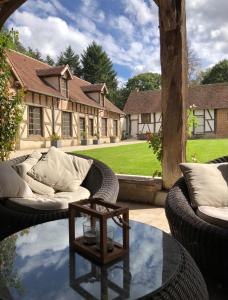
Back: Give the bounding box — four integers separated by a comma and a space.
28, 147, 93, 192
0, 162, 33, 198
180, 163, 228, 207
16, 151, 42, 178
16, 151, 55, 195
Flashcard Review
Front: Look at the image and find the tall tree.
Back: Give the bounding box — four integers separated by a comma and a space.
57, 46, 81, 76
201, 59, 228, 84
81, 41, 118, 91
118, 72, 161, 109
27, 47, 44, 62
45, 54, 55, 66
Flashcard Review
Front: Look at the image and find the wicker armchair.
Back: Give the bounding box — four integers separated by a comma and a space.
165, 155, 228, 282
0, 153, 119, 238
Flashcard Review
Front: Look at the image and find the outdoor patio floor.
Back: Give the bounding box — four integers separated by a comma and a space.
124, 202, 170, 233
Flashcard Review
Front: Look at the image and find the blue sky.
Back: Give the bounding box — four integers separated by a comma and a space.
7, 0, 228, 85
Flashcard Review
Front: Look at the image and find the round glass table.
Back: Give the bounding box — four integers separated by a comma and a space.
0, 219, 208, 300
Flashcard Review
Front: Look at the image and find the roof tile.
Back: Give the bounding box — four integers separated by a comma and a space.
124, 84, 228, 114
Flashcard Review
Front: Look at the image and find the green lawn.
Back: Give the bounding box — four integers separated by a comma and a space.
73, 139, 228, 176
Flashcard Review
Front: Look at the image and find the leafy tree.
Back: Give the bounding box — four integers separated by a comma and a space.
201, 59, 228, 84
1, 27, 26, 54
45, 54, 55, 66
27, 47, 44, 62
0, 29, 24, 161
118, 72, 161, 109
57, 46, 81, 76
81, 41, 118, 91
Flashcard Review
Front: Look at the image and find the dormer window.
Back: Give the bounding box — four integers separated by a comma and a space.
36, 65, 73, 99
60, 77, 68, 98
81, 83, 108, 106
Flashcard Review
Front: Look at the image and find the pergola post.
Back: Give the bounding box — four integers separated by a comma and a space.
0, 0, 26, 30
155, 0, 188, 189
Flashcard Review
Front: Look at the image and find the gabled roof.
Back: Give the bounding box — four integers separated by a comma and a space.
82, 83, 108, 93
124, 83, 228, 114
124, 90, 161, 114
68, 76, 101, 109
7, 49, 65, 99
7, 50, 124, 115
36, 65, 73, 79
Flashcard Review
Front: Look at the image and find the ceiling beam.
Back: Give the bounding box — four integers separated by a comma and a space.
0, 0, 27, 29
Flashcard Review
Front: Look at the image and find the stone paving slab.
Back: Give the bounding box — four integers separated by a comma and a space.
123, 202, 170, 233
10, 139, 145, 158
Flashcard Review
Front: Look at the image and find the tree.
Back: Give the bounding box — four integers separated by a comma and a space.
201, 59, 228, 84
117, 72, 161, 109
187, 46, 201, 83
45, 54, 55, 66
57, 46, 81, 76
0, 29, 24, 161
1, 27, 26, 54
27, 47, 44, 62
81, 41, 118, 91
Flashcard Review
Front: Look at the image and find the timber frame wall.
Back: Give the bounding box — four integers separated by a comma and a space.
18, 90, 121, 150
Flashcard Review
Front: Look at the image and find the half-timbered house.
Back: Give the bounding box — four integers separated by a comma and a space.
124, 83, 228, 138
7, 50, 124, 150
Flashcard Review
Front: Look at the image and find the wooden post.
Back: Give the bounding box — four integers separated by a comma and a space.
0, 0, 27, 29
155, 0, 188, 189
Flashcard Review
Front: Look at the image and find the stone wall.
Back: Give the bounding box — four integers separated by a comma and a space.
117, 175, 167, 206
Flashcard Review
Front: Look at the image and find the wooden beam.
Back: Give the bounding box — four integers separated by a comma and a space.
156, 0, 188, 189
0, 0, 27, 29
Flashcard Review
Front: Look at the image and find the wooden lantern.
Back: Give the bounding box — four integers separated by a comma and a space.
68, 199, 129, 265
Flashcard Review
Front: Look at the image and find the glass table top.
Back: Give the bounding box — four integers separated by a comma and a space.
0, 218, 181, 300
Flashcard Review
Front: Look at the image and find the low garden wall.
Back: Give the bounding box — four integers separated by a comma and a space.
117, 174, 167, 206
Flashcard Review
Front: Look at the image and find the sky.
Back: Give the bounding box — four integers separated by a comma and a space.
6, 0, 228, 86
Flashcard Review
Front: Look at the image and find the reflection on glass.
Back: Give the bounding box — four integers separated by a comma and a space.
69, 250, 131, 300
0, 230, 29, 299
0, 219, 180, 300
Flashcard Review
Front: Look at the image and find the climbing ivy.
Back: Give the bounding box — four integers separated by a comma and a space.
0, 29, 24, 161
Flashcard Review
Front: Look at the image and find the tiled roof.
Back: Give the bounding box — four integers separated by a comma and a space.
68, 76, 101, 109
82, 83, 106, 93
104, 97, 125, 115
124, 90, 161, 114
124, 83, 228, 114
7, 50, 124, 114
7, 49, 64, 98
36, 66, 66, 77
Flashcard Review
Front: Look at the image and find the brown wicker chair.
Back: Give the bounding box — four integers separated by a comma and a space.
0, 152, 119, 239
165, 155, 228, 283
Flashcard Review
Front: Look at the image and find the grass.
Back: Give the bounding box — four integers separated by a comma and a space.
73, 139, 228, 176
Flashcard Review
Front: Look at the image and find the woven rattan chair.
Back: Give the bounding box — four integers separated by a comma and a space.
165, 155, 228, 282
0, 152, 119, 237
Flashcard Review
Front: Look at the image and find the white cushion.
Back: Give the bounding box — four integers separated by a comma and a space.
24, 175, 55, 195
16, 151, 55, 195
196, 206, 228, 229
0, 161, 33, 198
28, 147, 93, 192
180, 163, 228, 207
9, 186, 90, 210
16, 151, 42, 177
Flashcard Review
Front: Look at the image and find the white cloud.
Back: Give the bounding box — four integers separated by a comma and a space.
187, 0, 228, 67
110, 15, 134, 36
8, 11, 92, 58
123, 0, 157, 26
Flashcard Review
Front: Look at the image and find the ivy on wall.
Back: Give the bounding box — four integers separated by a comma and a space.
0, 29, 24, 161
